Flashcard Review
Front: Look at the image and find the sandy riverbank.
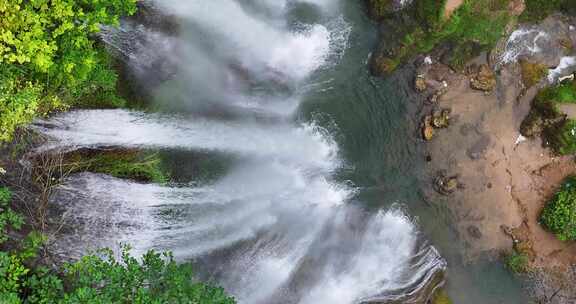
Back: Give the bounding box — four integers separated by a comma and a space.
415, 15, 576, 303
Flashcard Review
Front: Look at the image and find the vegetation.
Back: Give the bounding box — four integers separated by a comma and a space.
0, 0, 137, 142
373, 0, 511, 73
0, 186, 235, 303
431, 289, 453, 304
520, 0, 576, 22
540, 176, 576, 241
520, 60, 548, 88
521, 79, 576, 155
366, 0, 393, 19
62, 149, 169, 183
505, 251, 530, 273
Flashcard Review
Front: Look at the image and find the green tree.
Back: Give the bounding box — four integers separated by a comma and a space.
0, 0, 137, 141
540, 176, 576, 241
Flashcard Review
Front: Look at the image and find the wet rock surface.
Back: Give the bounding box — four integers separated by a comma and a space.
433, 171, 461, 195
469, 64, 496, 92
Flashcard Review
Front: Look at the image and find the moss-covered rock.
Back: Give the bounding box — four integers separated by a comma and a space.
370, 0, 511, 75
366, 0, 394, 19
470, 64, 496, 92
40, 148, 170, 183
520, 60, 548, 88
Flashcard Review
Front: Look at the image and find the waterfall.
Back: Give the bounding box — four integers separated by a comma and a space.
36, 1, 446, 303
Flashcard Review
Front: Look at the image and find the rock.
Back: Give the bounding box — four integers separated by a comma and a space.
470, 64, 496, 92
467, 225, 483, 239
520, 60, 547, 88
434, 172, 460, 195
519, 112, 544, 138
507, 0, 526, 17
415, 76, 427, 92
371, 54, 398, 76
432, 109, 450, 128
422, 115, 435, 141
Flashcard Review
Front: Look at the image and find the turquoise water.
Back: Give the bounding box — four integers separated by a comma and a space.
41, 1, 530, 303
301, 2, 529, 303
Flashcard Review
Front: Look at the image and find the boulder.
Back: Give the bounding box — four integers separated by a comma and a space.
432, 109, 450, 128
422, 116, 435, 141
415, 75, 427, 92
434, 172, 460, 195
470, 64, 496, 92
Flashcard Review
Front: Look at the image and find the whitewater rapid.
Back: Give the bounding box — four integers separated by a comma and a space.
37, 1, 446, 303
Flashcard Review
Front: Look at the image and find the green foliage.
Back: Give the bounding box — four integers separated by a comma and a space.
367, 0, 393, 19
521, 0, 575, 22
540, 176, 576, 241
381, 0, 511, 73
548, 119, 576, 155
521, 80, 576, 154
505, 251, 530, 273
0, 187, 24, 244
0, 0, 136, 142
414, 0, 447, 29
59, 247, 235, 304
0, 246, 236, 304
65, 150, 169, 183
537, 79, 576, 104
0, 231, 45, 301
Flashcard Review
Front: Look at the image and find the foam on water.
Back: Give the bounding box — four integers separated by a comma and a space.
548, 56, 576, 83
41, 0, 445, 303
499, 28, 550, 65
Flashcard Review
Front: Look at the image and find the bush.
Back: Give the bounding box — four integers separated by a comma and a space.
366, 0, 394, 19
540, 176, 576, 241
57, 247, 235, 304
0, 0, 137, 142
521, 0, 575, 22
547, 119, 576, 155
505, 251, 530, 273
0, 187, 24, 244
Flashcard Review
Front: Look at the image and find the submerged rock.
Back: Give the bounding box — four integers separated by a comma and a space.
434, 172, 461, 195
470, 64, 496, 92
422, 116, 435, 141
467, 225, 483, 239
415, 75, 427, 92
432, 109, 451, 128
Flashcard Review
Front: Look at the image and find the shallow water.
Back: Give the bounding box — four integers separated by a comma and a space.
39, 1, 528, 303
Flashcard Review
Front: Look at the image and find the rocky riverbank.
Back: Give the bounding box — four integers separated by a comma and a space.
366, 0, 576, 303
414, 14, 576, 304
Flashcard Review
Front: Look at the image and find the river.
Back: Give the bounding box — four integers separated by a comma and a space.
36, 1, 527, 303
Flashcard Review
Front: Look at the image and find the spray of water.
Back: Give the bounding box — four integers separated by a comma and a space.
39, 1, 445, 303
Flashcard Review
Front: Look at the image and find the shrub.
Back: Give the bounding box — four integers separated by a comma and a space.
505, 251, 530, 273
0, 187, 24, 244
547, 119, 576, 155
0, 246, 236, 304
58, 247, 235, 304
367, 0, 394, 19
521, 0, 575, 22
540, 176, 576, 241
0, 0, 137, 142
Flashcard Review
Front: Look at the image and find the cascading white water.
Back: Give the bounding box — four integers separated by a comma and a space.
37, 1, 446, 303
